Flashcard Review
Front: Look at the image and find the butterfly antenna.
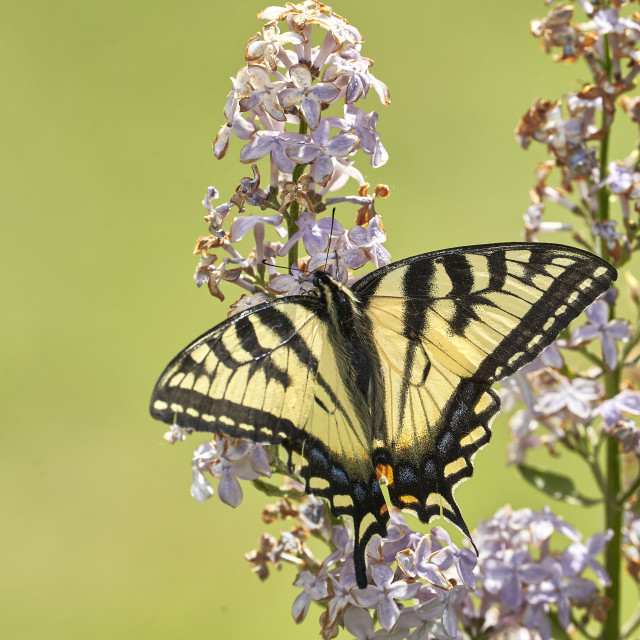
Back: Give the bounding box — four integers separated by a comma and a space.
261, 259, 305, 277
324, 208, 336, 274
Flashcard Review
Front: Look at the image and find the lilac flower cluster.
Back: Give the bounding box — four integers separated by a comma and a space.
195, 0, 390, 305
511, 3, 640, 638
247, 495, 611, 640
498, 298, 638, 466
516, 1, 640, 259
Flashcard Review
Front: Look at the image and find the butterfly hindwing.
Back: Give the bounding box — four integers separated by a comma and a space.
353, 242, 616, 542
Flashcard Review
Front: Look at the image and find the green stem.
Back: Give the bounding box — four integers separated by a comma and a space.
602, 368, 622, 640
286, 200, 299, 270
283, 118, 309, 270
597, 33, 623, 640
596, 35, 612, 251
285, 163, 308, 270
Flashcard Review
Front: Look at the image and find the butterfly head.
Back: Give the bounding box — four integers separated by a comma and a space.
312, 269, 334, 290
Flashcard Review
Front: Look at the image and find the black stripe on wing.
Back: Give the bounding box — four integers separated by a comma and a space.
150, 297, 321, 439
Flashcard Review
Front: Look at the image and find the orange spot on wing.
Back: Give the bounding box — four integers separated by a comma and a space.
375, 463, 394, 486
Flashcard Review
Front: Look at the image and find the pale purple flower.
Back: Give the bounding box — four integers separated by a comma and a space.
202, 186, 220, 211
279, 211, 345, 257
343, 607, 410, 640
328, 46, 390, 106
235, 64, 287, 122
555, 575, 598, 627
348, 215, 391, 268
322, 48, 373, 104
286, 118, 359, 186
333, 230, 370, 270
428, 531, 477, 590
596, 389, 640, 428
413, 585, 468, 639
292, 569, 331, 623
579, 9, 640, 36
163, 424, 188, 444
534, 376, 602, 421
602, 161, 640, 195
352, 564, 420, 631
222, 66, 255, 124
266, 272, 315, 297
190, 437, 271, 507
326, 104, 388, 167
507, 411, 542, 465
560, 531, 612, 585
240, 130, 309, 173
523, 203, 572, 240
396, 537, 450, 590
229, 213, 287, 242
539, 104, 584, 156
474, 506, 534, 556
343, 606, 375, 640
592, 220, 628, 254
325, 570, 358, 628
319, 156, 365, 195
570, 299, 631, 370
213, 113, 259, 159
501, 354, 564, 464
373, 509, 423, 564
522, 600, 552, 640
308, 251, 349, 283
514, 506, 581, 545
482, 549, 550, 609
204, 200, 235, 237
245, 21, 304, 71
528, 559, 598, 631
279, 64, 340, 130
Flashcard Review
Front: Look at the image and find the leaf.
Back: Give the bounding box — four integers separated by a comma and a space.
517, 464, 600, 506
252, 478, 302, 498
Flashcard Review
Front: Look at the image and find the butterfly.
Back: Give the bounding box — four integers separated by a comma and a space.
150, 242, 616, 588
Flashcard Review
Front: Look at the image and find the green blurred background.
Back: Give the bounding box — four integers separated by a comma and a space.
2, 1, 634, 638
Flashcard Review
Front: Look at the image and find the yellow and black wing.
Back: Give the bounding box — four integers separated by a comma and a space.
150, 295, 389, 580
352, 242, 617, 545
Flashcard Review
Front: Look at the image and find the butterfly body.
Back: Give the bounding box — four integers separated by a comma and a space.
151, 243, 617, 588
